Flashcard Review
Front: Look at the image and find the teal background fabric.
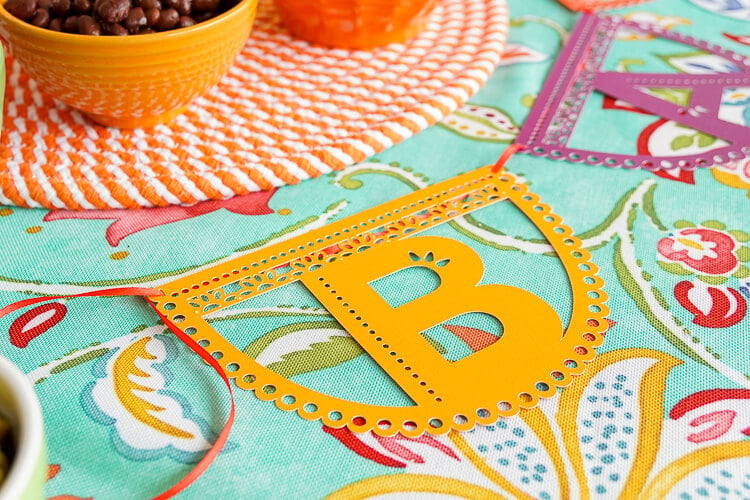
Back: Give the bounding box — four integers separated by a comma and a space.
1, 0, 749, 498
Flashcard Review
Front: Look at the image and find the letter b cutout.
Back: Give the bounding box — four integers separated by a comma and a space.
304, 235, 564, 412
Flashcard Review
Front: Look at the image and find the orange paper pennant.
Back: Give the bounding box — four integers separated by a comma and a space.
150, 165, 608, 436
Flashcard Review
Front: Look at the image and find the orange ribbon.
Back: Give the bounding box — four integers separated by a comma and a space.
0, 287, 235, 500
492, 143, 526, 173
0, 141, 525, 495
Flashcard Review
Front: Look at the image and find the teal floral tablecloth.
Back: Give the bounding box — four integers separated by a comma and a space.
1, 0, 749, 498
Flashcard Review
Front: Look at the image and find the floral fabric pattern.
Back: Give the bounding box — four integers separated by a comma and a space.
657, 222, 750, 278
0, 0, 748, 498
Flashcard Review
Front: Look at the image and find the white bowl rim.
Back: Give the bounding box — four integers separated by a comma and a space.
0, 356, 44, 499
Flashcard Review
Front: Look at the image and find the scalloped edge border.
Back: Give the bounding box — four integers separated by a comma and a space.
152, 166, 609, 436
518, 13, 750, 172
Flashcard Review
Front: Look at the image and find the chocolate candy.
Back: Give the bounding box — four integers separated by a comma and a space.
153, 6, 176, 28
72, 0, 91, 14
5, 0, 236, 34
173, 0, 189, 15
78, 14, 100, 34
192, 11, 212, 22
5, 0, 37, 20
144, 6, 158, 25
123, 6, 145, 32
30, 7, 50, 26
134, 0, 159, 9
50, 0, 70, 15
94, 0, 128, 23
61, 14, 78, 31
101, 20, 126, 34
191, 0, 216, 12
176, 14, 192, 27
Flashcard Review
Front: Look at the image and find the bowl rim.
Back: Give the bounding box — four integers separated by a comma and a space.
0, 356, 44, 499
0, 0, 256, 45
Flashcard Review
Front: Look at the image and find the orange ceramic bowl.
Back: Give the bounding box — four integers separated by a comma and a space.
273, 0, 439, 49
0, 0, 258, 128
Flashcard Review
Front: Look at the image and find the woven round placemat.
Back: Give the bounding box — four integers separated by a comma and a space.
0, 0, 508, 209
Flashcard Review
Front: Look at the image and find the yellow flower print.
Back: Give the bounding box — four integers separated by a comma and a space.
713, 159, 750, 199
326, 348, 750, 499
617, 13, 691, 41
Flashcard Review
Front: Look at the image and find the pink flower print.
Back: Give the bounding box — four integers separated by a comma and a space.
658, 228, 739, 276
670, 388, 750, 443
44, 189, 277, 246
684, 411, 737, 443
323, 426, 459, 468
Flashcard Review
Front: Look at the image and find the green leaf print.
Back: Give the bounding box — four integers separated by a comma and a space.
697, 275, 729, 285
267, 336, 364, 379
613, 238, 711, 369
670, 130, 718, 151
438, 104, 519, 143
697, 133, 717, 148
646, 87, 692, 106
671, 135, 694, 151
244, 320, 364, 378
656, 260, 693, 276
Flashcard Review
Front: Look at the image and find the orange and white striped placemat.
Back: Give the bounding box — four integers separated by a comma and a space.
0, 0, 508, 209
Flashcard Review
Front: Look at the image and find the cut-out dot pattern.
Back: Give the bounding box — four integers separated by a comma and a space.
172, 175, 506, 301
328, 411, 343, 421
519, 14, 750, 173
154, 168, 607, 436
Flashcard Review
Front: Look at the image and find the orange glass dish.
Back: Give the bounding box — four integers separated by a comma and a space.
0, 0, 258, 128
273, 0, 439, 49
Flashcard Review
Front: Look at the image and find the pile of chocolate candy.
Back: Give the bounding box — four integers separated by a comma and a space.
4, 0, 236, 34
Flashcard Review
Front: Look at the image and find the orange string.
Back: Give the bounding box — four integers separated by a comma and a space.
0, 147, 527, 495
0, 288, 235, 500
148, 302, 236, 500
491, 143, 526, 173
0, 288, 164, 317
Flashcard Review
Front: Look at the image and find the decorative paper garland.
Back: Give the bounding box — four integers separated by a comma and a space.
151, 164, 609, 437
